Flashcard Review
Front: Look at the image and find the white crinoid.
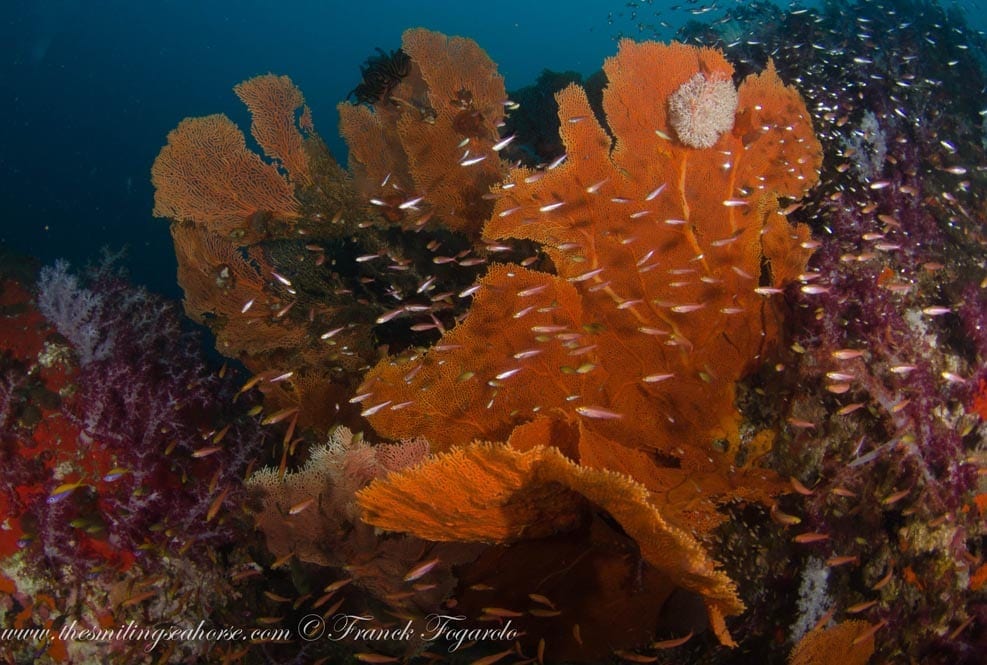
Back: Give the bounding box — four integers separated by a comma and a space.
668, 72, 738, 149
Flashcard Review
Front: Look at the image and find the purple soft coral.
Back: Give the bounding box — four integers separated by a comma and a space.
28, 259, 268, 572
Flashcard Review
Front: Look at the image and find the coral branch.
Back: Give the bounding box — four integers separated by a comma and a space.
234, 74, 313, 185
151, 114, 300, 238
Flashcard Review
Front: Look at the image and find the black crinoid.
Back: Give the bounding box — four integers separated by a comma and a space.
347, 47, 412, 105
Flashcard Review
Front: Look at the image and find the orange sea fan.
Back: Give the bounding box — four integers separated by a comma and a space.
358, 264, 583, 450
362, 41, 820, 468
358, 262, 784, 532
337, 100, 414, 208
357, 441, 744, 646
151, 114, 301, 239
158, 69, 495, 430
234, 74, 313, 186
170, 224, 370, 433
339, 28, 507, 235
170, 223, 306, 359
357, 39, 819, 566
480, 40, 820, 454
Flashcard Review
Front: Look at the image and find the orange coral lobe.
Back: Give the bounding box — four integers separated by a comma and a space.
151, 114, 300, 237
234, 74, 312, 186
357, 443, 744, 646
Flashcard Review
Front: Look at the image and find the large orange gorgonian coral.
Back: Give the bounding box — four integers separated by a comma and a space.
479, 42, 821, 458
170, 217, 372, 366
170, 224, 308, 361
359, 39, 819, 477
339, 28, 507, 235
356, 39, 821, 650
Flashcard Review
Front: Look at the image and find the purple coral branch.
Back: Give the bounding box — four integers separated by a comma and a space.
24, 260, 270, 576
36, 259, 114, 366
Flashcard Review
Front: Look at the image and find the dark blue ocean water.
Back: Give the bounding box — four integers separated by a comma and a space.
2, 0, 985, 299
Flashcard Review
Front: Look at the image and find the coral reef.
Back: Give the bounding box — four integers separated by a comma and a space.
673, 0, 987, 662
150, 22, 829, 664
136, 3, 987, 662
0, 258, 270, 662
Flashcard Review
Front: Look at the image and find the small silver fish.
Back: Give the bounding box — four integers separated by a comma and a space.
492, 135, 516, 151
404, 557, 440, 582
575, 406, 623, 419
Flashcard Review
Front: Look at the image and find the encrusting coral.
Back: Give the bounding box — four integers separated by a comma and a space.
788, 620, 875, 665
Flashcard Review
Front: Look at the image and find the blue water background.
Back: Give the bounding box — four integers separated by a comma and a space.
1, 0, 985, 299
